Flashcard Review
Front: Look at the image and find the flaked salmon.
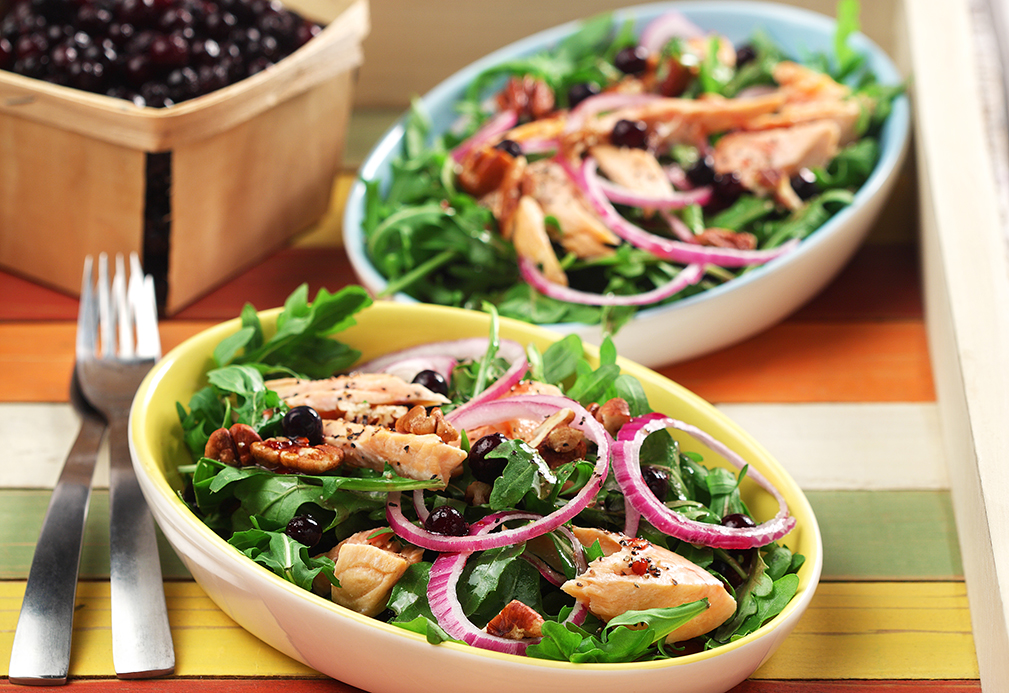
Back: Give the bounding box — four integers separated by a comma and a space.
509, 195, 568, 286
522, 159, 619, 259
318, 528, 423, 617
712, 120, 840, 206
322, 418, 467, 486
268, 373, 450, 420
562, 529, 736, 643
591, 144, 675, 209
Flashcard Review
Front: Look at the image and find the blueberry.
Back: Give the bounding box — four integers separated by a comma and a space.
467, 432, 508, 483
424, 505, 469, 536
282, 405, 324, 446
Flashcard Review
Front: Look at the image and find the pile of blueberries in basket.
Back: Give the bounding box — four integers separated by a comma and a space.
0, 0, 324, 107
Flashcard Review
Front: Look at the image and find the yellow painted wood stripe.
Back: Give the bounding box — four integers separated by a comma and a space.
0, 581, 977, 680
755, 582, 978, 680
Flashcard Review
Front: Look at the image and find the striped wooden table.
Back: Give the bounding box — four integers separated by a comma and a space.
0, 160, 979, 690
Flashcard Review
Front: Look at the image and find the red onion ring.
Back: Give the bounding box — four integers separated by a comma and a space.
664, 163, 694, 191
518, 256, 705, 307
638, 10, 705, 54
359, 354, 458, 384
567, 156, 800, 267
660, 209, 698, 243
389, 395, 611, 552
452, 109, 520, 163
614, 413, 795, 549
427, 511, 589, 656
358, 338, 529, 421
595, 175, 712, 209
563, 92, 662, 136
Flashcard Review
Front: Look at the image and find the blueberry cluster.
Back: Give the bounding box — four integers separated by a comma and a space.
0, 0, 324, 107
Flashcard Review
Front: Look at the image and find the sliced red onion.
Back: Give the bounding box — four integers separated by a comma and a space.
360, 355, 458, 384
358, 338, 522, 374
389, 395, 611, 552
514, 137, 559, 155
595, 175, 712, 209
451, 109, 520, 163
664, 163, 694, 191
614, 413, 795, 549
639, 10, 705, 54
412, 490, 430, 522
567, 156, 800, 267
563, 92, 662, 136
518, 256, 704, 307
427, 511, 588, 656
623, 503, 641, 538
521, 552, 567, 587
358, 338, 528, 421
660, 209, 698, 243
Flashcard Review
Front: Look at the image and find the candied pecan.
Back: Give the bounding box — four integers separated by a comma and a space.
695, 228, 758, 250
496, 75, 555, 121
486, 600, 545, 640
539, 425, 588, 468
395, 406, 460, 445
465, 480, 492, 506
659, 57, 692, 97
250, 437, 345, 474
204, 428, 239, 465
592, 397, 631, 438
229, 423, 261, 465
458, 144, 517, 199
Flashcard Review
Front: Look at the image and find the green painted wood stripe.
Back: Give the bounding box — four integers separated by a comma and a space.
0, 489, 963, 582
0, 490, 190, 580
805, 490, 963, 580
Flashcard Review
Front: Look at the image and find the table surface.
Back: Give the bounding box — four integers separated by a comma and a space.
0, 151, 980, 691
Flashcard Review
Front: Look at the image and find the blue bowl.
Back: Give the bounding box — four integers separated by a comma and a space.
343, 1, 910, 368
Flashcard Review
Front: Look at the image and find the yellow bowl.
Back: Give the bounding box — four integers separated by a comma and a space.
130, 301, 822, 693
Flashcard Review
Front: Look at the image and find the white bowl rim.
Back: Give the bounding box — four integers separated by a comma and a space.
342, 0, 911, 331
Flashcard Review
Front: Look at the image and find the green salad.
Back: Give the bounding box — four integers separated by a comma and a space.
361, 1, 902, 334
175, 285, 805, 663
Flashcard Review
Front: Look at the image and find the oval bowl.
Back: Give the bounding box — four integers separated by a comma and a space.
131, 301, 822, 693
342, 0, 910, 368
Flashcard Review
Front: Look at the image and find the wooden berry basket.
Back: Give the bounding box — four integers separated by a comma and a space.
0, 0, 368, 314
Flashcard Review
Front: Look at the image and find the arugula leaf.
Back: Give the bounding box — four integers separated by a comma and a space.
229, 522, 338, 591
527, 600, 708, 663
488, 440, 544, 510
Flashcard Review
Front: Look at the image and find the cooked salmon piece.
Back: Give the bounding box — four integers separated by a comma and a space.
567, 92, 787, 152
561, 530, 736, 643
509, 195, 568, 286
522, 159, 619, 259
591, 144, 676, 207
711, 120, 841, 206
318, 528, 423, 616
267, 373, 450, 419
322, 419, 467, 486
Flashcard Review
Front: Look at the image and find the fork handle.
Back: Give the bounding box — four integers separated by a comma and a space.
107, 416, 175, 679
8, 414, 106, 686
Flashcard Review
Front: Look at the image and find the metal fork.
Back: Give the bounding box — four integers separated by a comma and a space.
8, 258, 109, 686
76, 253, 175, 679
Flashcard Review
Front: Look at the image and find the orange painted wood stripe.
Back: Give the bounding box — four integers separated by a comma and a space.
0, 318, 931, 404
0, 242, 920, 324
660, 319, 935, 403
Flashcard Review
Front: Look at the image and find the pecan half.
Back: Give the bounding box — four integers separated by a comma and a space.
250, 437, 345, 474
496, 75, 555, 121
204, 428, 239, 465
485, 600, 545, 640
395, 405, 460, 444
539, 425, 588, 468
695, 228, 758, 250
229, 423, 261, 465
